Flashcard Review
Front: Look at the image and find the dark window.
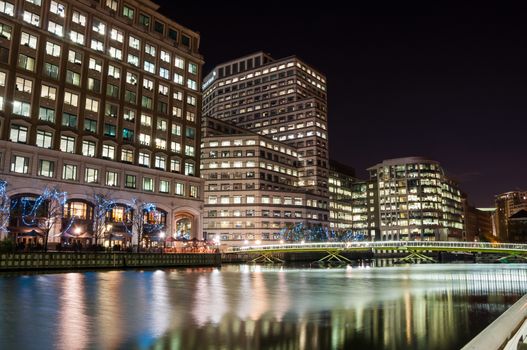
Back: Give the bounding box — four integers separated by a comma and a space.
181, 35, 190, 47
157, 101, 167, 114
84, 119, 97, 133
104, 123, 116, 137
122, 128, 134, 141
0, 46, 9, 64
154, 21, 164, 34
125, 174, 136, 189
62, 113, 78, 128
44, 63, 59, 79
168, 28, 178, 41
255, 57, 261, 66
139, 14, 150, 27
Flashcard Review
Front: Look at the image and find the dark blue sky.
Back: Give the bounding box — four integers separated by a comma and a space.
155, 4, 527, 206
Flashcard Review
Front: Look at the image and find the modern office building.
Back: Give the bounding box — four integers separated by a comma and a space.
367, 157, 464, 241
463, 204, 495, 241
328, 160, 355, 230
202, 52, 329, 198
494, 191, 527, 241
201, 52, 330, 244
201, 116, 328, 244
350, 179, 379, 240
0, 0, 204, 245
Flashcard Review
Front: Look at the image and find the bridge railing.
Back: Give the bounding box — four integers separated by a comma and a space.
226, 241, 527, 253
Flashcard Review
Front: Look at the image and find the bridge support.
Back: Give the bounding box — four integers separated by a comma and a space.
249, 252, 284, 264
496, 253, 527, 263
397, 251, 437, 263
318, 250, 352, 264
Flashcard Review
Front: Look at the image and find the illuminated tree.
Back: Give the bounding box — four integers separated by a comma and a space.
91, 192, 115, 247
24, 186, 70, 251
127, 198, 162, 251
0, 180, 10, 240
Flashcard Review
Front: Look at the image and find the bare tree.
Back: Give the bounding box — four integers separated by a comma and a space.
127, 197, 162, 251
25, 186, 70, 251
91, 192, 115, 247
0, 180, 10, 240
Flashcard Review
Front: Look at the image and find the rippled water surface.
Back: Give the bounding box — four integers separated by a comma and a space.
1, 263, 526, 350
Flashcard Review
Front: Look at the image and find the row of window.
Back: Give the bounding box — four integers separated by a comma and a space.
207, 195, 327, 207
9, 154, 199, 197
8, 125, 195, 170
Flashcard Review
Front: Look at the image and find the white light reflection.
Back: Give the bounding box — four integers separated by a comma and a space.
192, 269, 227, 326
148, 270, 170, 337
58, 273, 88, 350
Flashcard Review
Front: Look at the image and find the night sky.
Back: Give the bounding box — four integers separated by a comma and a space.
154, 4, 527, 206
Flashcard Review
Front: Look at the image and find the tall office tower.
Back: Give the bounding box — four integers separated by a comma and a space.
0, 0, 204, 245
494, 191, 527, 241
201, 116, 329, 244
328, 160, 356, 231
202, 52, 329, 208
368, 157, 464, 241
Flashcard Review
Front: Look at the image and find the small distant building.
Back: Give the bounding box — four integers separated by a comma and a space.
463, 205, 495, 241
328, 160, 356, 231
494, 191, 527, 241
508, 210, 527, 243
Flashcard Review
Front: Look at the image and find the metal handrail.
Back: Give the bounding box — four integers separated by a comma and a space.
226, 241, 527, 253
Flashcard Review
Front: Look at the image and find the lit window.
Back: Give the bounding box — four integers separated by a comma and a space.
121, 149, 133, 163
91, 39, 104, 52
173, 73, 183, 85
64, 91, 79, 106
39, 107, 55, 123
67, 50, 82, 64
106, 0, 118, 11
108, 65, 120, 79
0, 1, 14, 16
187, 95, 196, 106
10, 155, 29, 174
17, 54, 35, 71
185, 145, 195, 157
143, 60, 155, 74
48, 21, 63, 36
159, 67, 169, 80
167, 159, 179, 174
171, 142, 181, 153
110, 28, 123, 42
49, 1, 65, 17
109, 46, 122, 60
36, 130, 53, 148
85, 168, 98, 183
158, 84, 169, 96
88, 57, 102, 72
184, 162, 194, 176
45, 41, 61, 56
13, 101, 31, 117
172, 124, 181, 135
9, 124, 28, 143
72, 11, 86, 26
154, 155, 166, 169
142, 78, 153, 90
174, 183, 184, 196
188, 62, 198, 75
138, 152, 150, 167
15, 77, 32, 93
60, 135, 75, 153
69, 31, 84, 45
62, 164, 77, 180
38, 160, 54, 178
66, 70, 81, 86
123, 109, 135, 122
173, 91, 183, 101
128, 36, 140, 49
175, 56, 184, 69
85, 97, 99, 113
92, 18, 106, 35
145, 43, 156, 56
20, 32, 37, 49
172, 106, 182, 118
143, 177, 153, 192
123, 6, 134, 20
160, 50, 170, 63
126, 72, 138, 85
23, 11, 40, 26
155, 138, 166, 150
139, 133, 150, 146
81, 140, 96, 157
159, 180, 169, 193
140, 114, 151, 126
127, 54, 139, 66
0, 23, 12, 39
106, 171, 118, 186
186, 111, 195, 122
102, 144, 115, 159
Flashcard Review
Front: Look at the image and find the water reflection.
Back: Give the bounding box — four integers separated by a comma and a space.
0, 264, 526, 349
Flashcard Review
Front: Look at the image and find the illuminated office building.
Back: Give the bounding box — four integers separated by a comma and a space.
367, 157, 464, 241
201, 116, 328, 244
0, 0, 204, 244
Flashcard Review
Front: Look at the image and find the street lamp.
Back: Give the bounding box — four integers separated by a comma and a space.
159, 230, 166, 252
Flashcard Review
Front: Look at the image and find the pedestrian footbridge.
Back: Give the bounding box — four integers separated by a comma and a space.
225, 241, 527, 263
